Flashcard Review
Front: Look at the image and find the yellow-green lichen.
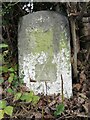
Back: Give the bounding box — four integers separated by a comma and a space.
30, 28, 53, 56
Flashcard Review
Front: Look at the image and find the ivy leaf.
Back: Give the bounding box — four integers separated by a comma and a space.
14, 92, 22, 101
4, 106, 13, 116
13, 75, 18, 81
0, 66, 8, 73
20, 91, 34, 102
29, 91, 34, 96
2, 66, 8, 73
20, 92, 29, 101
13, 64, 18, 71
0, 78, 4, 84
0, 44, 8, 48
54, 103, 65, 117
0, 100, 6, 109
0, 54, 4, 62
25, 92, 33, 102
26, 97, 32, 103
8, 73, 14, 83
0, 66, 2, 73
0, 110, 4, 119
32, 95, 40, 104
7, 88, 13, 94
8, 67, 15, 72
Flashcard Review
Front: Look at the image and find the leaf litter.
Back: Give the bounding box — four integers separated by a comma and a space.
1, 49, 90, 120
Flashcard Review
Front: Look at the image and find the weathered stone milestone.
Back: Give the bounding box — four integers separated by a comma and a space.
18, 11, 72, 98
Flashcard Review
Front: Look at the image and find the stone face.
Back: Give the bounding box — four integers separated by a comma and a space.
18, 11, 72, 98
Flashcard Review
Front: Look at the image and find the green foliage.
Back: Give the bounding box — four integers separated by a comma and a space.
0, 66, 8, 73
8, 67, 15, 72
14, 92, 22, 101
0, 44, 19, 91
7, 88, 13, 94
4, 106, 13, 116
0, 41, 40, 119
0, 100, 13, 119
20, 92, 40, 104
54, 103, 65, 117
0, 100, 6, 109
8, 73, 15, 83
14, 91, 40, 105
32, 95, 40, 105
25, 91, 34, 103
1, 2, 18, 17
0, 78, 4, 84
0, 110, 4, 120
0, 54, 4, 63
0, 44, 8, 49
20, 92, 29, 101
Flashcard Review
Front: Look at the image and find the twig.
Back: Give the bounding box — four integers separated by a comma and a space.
61, 74, 64, 103
45, 81, 47, 96
56, 115, 74, 120
77, 114, 90, 118
76, 3, 89, 21
2, 96, 13, 100
21, 105, 29, 113
42, 107, 44, 120
56, 114, 90, 120
13, 110, 24, 118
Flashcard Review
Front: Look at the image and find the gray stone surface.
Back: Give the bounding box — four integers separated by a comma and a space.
18, 11, 72, 98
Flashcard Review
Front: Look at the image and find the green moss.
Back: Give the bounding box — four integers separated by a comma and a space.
31, 28, 53, 56
26, 27, 71, 72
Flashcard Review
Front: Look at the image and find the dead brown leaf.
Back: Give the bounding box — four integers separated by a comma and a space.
0, 86, 3, 95
82, 101, 88, 113
80, 71, 86, 84
20, 85, 30, 92
48, 100, 56, 107
73, 83, 81, 91
44, 114, 55, 119
45, 107, 51, 114
77, 59, 82, 66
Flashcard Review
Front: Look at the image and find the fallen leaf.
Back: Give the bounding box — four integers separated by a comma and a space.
73, 84, 81, 91
78, 93, 87, 99
48, 100, 56, 107
80, 71, 86, 84
20, 85, 29, 92
86, 91, 90, 98
82, 101, 88, 113
45, 107, 51, 114
77, 59, 82, 66
44, 114, 55, 119
0, 86, 3, 95
78, 97, 85, 104
33, 112, 42, 119
88, 99, 90, 116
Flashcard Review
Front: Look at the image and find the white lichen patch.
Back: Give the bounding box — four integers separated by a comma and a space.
22, 50, 72, 98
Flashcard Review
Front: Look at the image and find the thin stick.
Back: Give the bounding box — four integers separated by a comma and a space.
61, 74, 64, 103
45, 81, 47, 96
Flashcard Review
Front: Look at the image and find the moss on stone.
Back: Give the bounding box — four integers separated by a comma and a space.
31, 28, 53, 56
